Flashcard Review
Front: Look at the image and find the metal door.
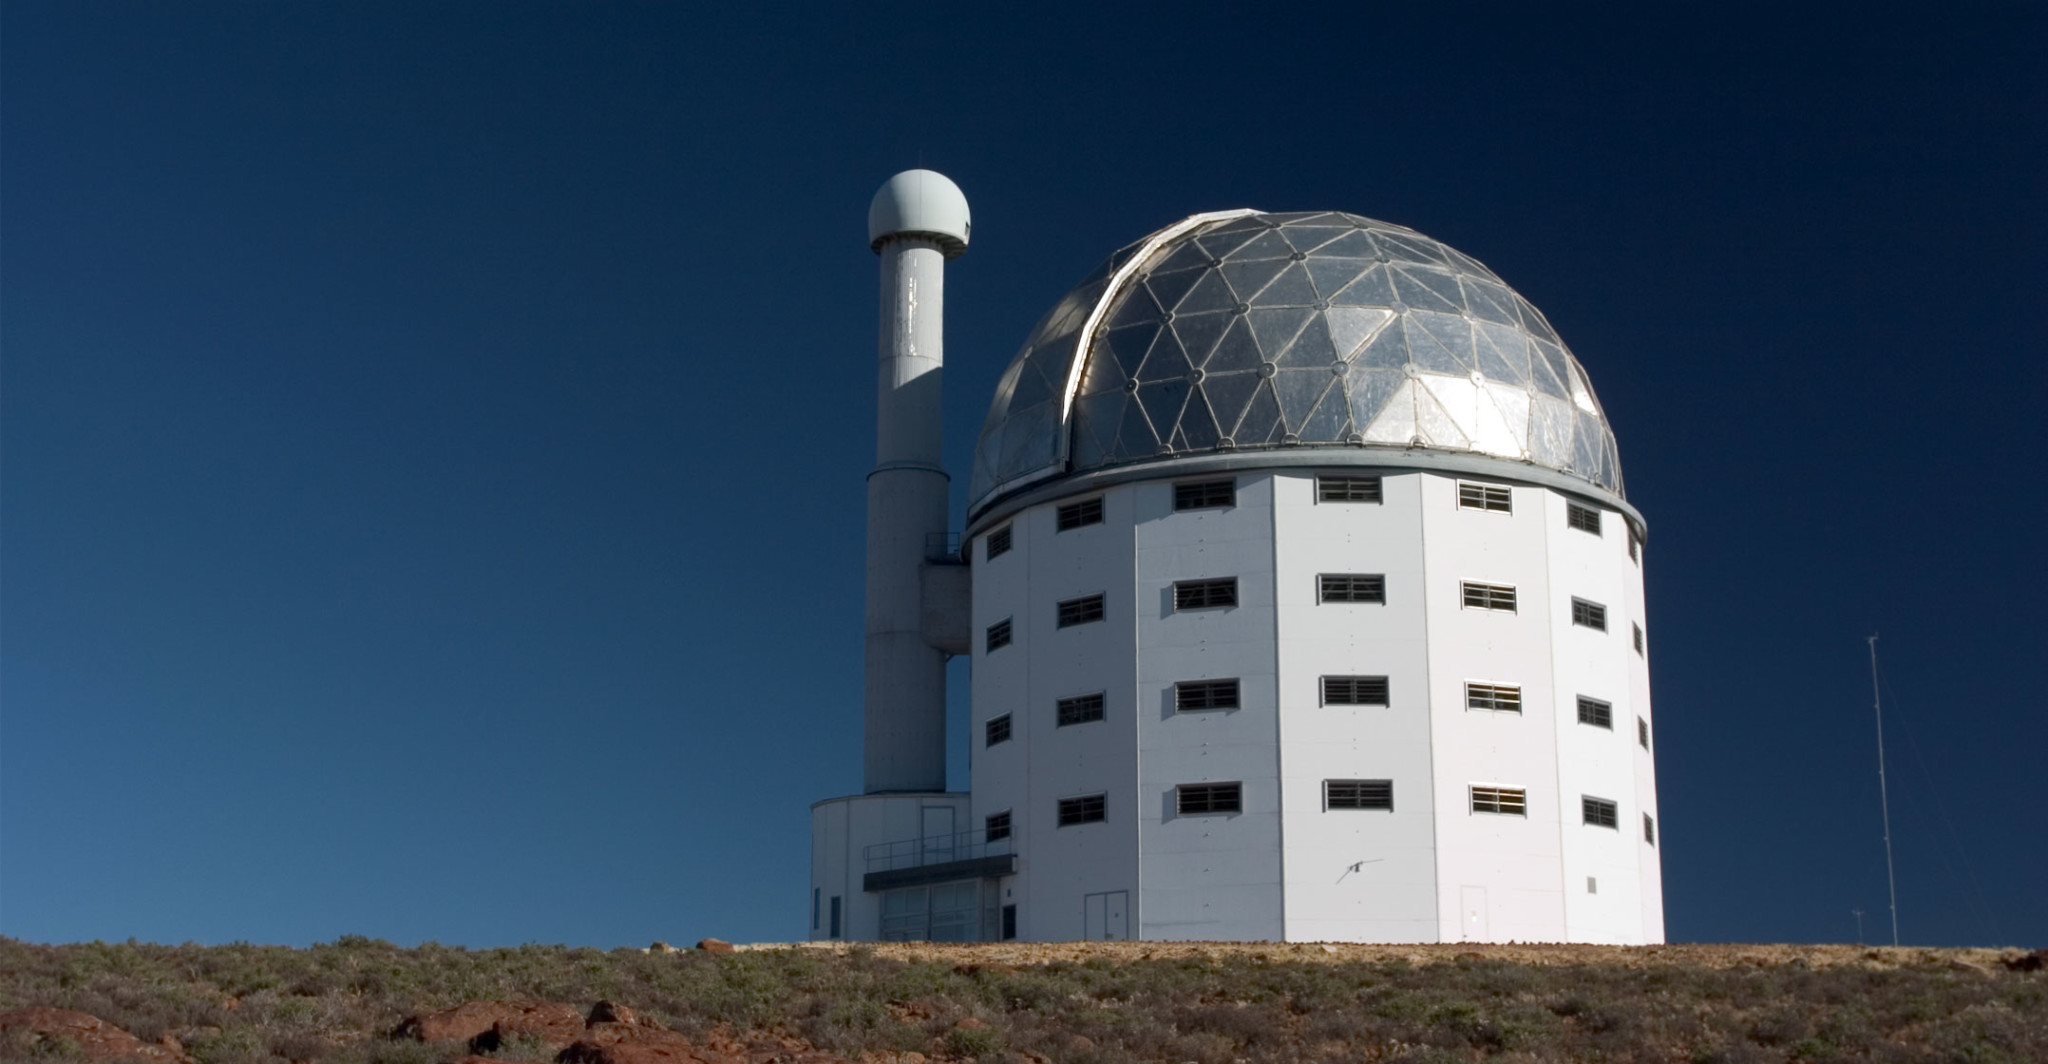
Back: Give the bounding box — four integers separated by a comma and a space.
1461, 886, 1488, 941
1084, 890, 1129, 941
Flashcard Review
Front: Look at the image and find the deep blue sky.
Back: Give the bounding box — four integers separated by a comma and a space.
4, 4, 2042, 949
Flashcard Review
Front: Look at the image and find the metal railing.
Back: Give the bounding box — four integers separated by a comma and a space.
923, 531, 965, 564
864, 828, 1014, 874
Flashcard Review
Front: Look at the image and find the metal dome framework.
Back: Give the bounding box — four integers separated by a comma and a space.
968, 211, 1625, 521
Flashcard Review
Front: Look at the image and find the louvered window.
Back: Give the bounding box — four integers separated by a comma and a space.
1174, 679, 1239, 711
1577, 696, 1613, 729
1567, 502, 1602, 535
1458, 482, 1512, 512
1056, 497, 1103, 531
985, 619, 1012, 652
984, 811, 1011, 842
1174, 479, 1235, 510
1057, 793, 1105, 826
1571, 597, 1608, 631
1643, 813, 1656, 846
1173, 578, 1237, 611
1175, 782, 1242, 815
1462, 581, 1518, 612
1470, 786, 1527, 816
1321, 675, 1390, 706
1318, 574, 1386, 604
1324, 779, 1393, 810
1057, 692, 1105, 727
1634, 623, 1645, 655
985, 714, 1011, 747
1638, 717, 1650, 750
986, 525, 1013, 560
1628, 528, 1641, 564
1057, 593, 1105, 628
1318, 475, 1383, 503
1465, 683, 1522, 713
1582, 796, 1619, 829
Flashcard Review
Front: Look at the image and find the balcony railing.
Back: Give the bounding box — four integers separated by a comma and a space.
923, 532, 965, 564
864, 828, 1015, 875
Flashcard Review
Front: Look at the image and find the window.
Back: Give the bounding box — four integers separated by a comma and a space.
1001, 904, 1017, 940
829, 896, 841, 939
1633, 623, 1645, 655
1173, 577, 1237, 610
985, 714, 1011, 747
1588, 876, 1599, 894
1057, 496, 1103, 531
986, 525, 1013, 560
1321, 675, 1390, 706
1458, 482, 1512, 512
1324, 779, 1393, 810
1174, 479, 1235, 510
1582, 795, 1619, 829
1318, 573, 1386, 604
1057, 692, 1106, 727
1470, 786, 1527, 816
1571, 597, 1608, 631
1057, 593, 1105, 627
1466, 682, 1522, 713
812, 887, 820, 930
985, 618, 1012, 652
1175, 679, 1240, 711
984, 811, 1011, 842
1638, 717, 1650, 750
1643, 813, 1657, 846
1462, 581, 1518, 612
1628, 528, 1641, 564
1318, 475, 1383, 503
1577, 696, 1613, 729
1057, 793, 1106, 826
1567, 502, 1602, 535
1175, 782, 1242, 815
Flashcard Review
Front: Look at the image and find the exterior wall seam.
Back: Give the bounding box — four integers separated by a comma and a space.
1269, 475, 1288, 940
1541, 492, 1573, 937
1418, 479, 1444, 942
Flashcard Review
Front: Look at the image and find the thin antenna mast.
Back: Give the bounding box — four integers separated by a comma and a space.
1868, 634, 1900, 946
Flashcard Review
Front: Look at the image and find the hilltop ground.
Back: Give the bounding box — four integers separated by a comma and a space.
0, 937, 2041, 1064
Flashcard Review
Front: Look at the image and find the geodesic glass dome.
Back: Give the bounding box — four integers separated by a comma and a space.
967, 210, 1623, 518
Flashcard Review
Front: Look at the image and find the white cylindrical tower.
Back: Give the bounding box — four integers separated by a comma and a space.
863, 170, 971, 794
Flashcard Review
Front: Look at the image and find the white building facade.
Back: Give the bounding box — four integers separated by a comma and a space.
812, 179, 1662, 945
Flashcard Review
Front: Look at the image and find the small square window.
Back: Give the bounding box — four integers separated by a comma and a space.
1462, 581, 1518, 612
1582, 795, 1619, 829
1470, 786, 1526, 816
1173, 577, 1238, 610
1577, 696, 1613, 729
1633, 623, 1645, 655
1458, 482, 1512, 512
986, 525, 1013, 560
1587, 876, 1598, 894
1571, 597, 1608, 631
1057, 793, 1105, 826
1175, 781, 1242, 815
1638, 717, 1650, 750
1174, 479, 1236, 510
1465, 682, 1522, 713
1643, 813, 1657, 846
984, 811, 1011, 842
1567, 502, 1602, 535
1057, 593, 1105, 628
1324, 779, 1393, 810
1174, 679, 1240, 712
1057, 497, 1103, 531
1057, 692, 1106, 726
1321, 675, 1390, 706
985, 714, 1011, 747
1318, 573, 1386, 604
985, 618, 1012, 652
1317, 475, 1383, 503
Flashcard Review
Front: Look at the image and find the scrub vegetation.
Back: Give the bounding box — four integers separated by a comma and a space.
1, 937, 2042, 1064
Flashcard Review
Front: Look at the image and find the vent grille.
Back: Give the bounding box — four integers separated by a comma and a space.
985, 714, 1011, 747
1173, 577, 1238, 611
986, 525, 1013, 560
1057, 793, 1106, 826
1639, 717, 1650, 750
1644, 813, 1656, 845
985, 619, 1012, 652
1465, 683, 1522, 713
1458, 482, 1512, 512
1056, 692, 1106, 727
1318, 574, 1386, 604
1461, 581, 1518, 612
1174, 479, 1236, 510
1321, 675, 1390, 706
1567, 502, 1602, 535
1056, 496, 1103, 531
1571, 597, 1608, 631
1325, 779, 1393, 810
1634, 623, 1645, 655
1577, 696, 1613, 729
1175, 679, 1240, 711
1057, 594, 1105, 628
1175, 782, 1242, 815
1317, 475, 1383, 503
1470, 786, 1527, 816
1582, 795, 1619, 829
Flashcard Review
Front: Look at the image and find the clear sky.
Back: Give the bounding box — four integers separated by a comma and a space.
3, 4, 2042, 950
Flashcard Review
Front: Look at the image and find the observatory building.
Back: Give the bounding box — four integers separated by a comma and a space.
811, 171, 1663, 944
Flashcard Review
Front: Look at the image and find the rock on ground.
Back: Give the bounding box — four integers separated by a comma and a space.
392, 999, 586, 1051
0, 1007, 186, 1062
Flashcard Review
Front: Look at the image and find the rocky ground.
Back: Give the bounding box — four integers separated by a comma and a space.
1, 937, 2041, 1064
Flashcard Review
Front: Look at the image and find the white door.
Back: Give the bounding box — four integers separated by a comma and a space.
1461, 886, 1488, 941
921, 806, 955, 865
1084, 891, 1129, 941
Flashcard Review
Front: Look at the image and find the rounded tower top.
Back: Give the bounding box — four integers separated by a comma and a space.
868, 170, 971, 258
967, 210, 1627, 523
